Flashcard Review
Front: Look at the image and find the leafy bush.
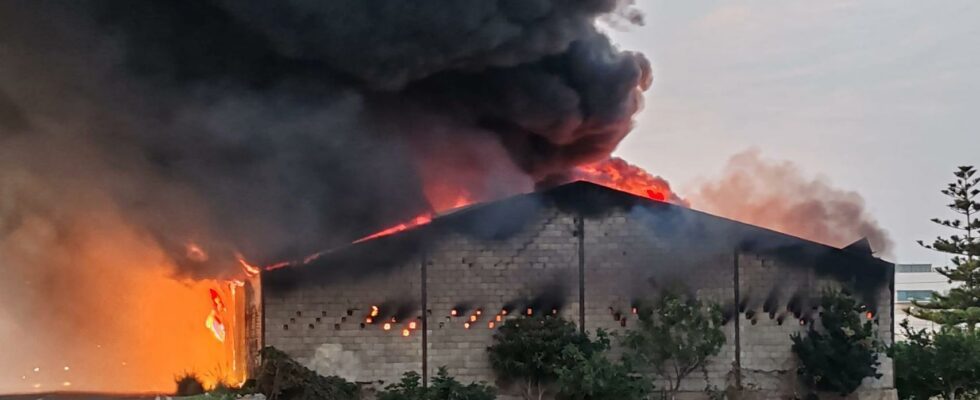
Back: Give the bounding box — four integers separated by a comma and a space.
621, 290, 725, 399
892, 320, 980, 400
791, 289, 883, 396
175, 372, 206, 396
377, 367, 496, 400
487, 315, 604, 400
555, 331, 651, 400
255, 346, 359, 400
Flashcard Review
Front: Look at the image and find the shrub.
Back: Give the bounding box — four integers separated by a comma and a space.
891, 320, 980, 400
791, 289, 883, 396
378, 367, 496, 400
255, 346, 359, 400
621, 290, 725, 399
487, 315, 601, 400
175, 372, 206, 397
555, 331, 651, 400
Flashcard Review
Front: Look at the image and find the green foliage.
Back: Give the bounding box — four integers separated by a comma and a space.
791, 289, 883, 396
175, 372, 206, 397
912, 166, 980, 329
891, 320, 980, 400
555, 331, 652, 400
486, 315, 604, 400
255, 346, 359, 400
621, 290, 725, 397
377, 367, 496, 400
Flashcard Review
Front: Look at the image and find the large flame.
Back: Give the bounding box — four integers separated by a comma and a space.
349, 159, 683, 246
573, 157, 683, 204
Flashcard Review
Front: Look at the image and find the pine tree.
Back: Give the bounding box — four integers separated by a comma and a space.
911, 166, 980, 329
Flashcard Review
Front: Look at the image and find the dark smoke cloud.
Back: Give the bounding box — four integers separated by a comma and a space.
0, 0, 648, 391
0, 0, 650, 275
691, 150, 893, 256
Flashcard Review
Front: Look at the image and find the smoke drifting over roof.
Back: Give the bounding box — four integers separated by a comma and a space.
691, 150, 893, 257
0, 0, 651, 276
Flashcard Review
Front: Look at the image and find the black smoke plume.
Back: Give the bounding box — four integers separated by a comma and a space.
0, 1, 649, 392
0, 0, 651, 275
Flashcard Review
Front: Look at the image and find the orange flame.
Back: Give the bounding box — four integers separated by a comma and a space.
237, 257, 261, 277
353, 195, 472, 244
204, 310, 226, 342
354, 214, 433, 243
574, 157, 680, 203
209, 289, 226, 313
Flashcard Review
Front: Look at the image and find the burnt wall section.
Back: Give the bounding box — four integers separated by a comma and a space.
736, 253, 895, 392
260, 182, 895, 396
262, 242, 424, 384
582, 208, 737, 391
425, 207, 580, 383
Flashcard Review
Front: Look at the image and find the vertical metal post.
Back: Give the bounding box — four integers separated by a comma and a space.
421, 251, 429, 387
733, 249, 742, 389
578, 214, 586, 334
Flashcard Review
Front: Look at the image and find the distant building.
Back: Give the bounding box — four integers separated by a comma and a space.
894, 263, 953, 338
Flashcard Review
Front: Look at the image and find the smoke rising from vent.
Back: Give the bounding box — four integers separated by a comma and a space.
691, 150, 893, 256
0, 0, 648, 392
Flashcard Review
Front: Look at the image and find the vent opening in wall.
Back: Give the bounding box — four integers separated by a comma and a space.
283, 324, 288, 331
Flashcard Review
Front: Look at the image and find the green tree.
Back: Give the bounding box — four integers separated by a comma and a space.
621, 291, 725, 400
791, 290, 883, 396
891, 320, 980, 400
487, 316, 602, 400
378, 368, 496, 400
912, 166, 980, 329
555, 331, 652, 400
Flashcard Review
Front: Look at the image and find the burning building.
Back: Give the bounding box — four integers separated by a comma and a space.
249, 181, 895, 398
0, 1, 895, 394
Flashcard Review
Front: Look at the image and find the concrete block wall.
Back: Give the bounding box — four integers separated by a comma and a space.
425, 208, 580, 384
261, 202, 894, 397
263, 254, 424, 384
582, 209, 737, 392
737, 253, 895, 395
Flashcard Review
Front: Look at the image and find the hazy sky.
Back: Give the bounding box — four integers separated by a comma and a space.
607, 1, 980, 266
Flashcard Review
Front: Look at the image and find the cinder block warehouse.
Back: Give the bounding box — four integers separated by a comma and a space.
246, 181, 895, 398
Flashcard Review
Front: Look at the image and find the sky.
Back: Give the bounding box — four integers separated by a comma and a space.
607, 1, 980, 266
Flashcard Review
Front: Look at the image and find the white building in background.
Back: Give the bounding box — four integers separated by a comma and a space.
894, 263, 954, 338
